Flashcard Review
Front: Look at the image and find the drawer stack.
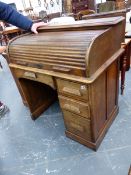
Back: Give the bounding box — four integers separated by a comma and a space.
56, 78, 92, 144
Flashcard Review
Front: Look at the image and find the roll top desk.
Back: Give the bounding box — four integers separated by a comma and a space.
8, 17, 125, 150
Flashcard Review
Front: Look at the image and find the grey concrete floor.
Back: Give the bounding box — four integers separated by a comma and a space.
0, 55, 131, 175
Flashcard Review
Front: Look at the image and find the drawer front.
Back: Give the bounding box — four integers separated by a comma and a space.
63, 110, 91, 141
59, 95, 90, 119
56, 79, 88, 101
12, 68, 56, 89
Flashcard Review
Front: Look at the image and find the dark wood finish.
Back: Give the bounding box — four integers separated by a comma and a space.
120, 39, 131, 94
72, 0, 89, 14
64, 0, 96, 14
72, 0, 95, 14
8, 17, 125, 150
124, 39, 131, 71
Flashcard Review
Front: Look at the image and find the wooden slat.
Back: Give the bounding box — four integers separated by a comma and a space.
10, 52, 85, 59
12, 58, 86, 69
10, 56, 85, 67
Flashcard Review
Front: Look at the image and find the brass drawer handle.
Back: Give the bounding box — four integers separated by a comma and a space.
80, 85, 87, 94
62, 87, 81, 96
24, 71, 37, 79
70, 123, 83, 132
63, 104, 80, 114
16, 61, 27, 66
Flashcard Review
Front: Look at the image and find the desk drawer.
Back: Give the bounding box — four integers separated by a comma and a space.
12, 68, 56, 89
56, 79, 88, 101
59, 95, 90, 119
63, 110, 91, 141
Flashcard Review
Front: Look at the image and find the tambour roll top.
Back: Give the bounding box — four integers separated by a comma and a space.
8, 17, 125, 78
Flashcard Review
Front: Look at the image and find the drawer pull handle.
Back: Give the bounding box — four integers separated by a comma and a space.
80, 85, 87, 94
70, 123, 84, 132
62, 87, 81, 96
16, 61, 27, 66
24, 72, 37, 79
63, 104, 80, 114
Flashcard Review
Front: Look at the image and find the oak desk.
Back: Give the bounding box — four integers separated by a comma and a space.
7, 17, 125, 150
